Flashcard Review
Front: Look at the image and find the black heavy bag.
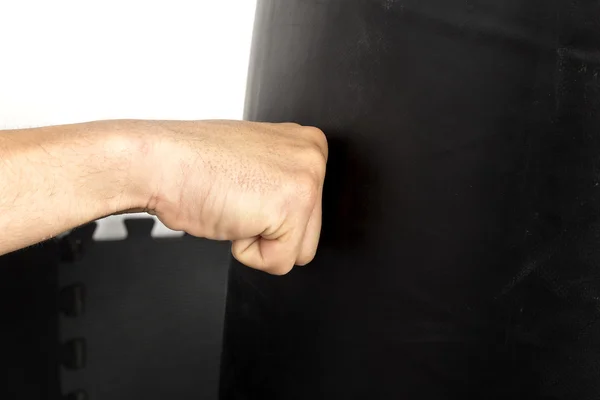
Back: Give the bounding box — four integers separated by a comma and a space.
221, 1, 600, 399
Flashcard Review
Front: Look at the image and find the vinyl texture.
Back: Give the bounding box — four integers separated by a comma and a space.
221, 1, 600, 399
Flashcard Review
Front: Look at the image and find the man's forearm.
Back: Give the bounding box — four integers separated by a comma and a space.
0, 121, 151, 255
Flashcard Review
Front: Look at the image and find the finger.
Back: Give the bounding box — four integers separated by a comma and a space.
231, 222, 307, 275
296, 183, 323, 266
231, 237, 297, 275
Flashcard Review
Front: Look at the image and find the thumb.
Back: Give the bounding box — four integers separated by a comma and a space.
231, 225, 306, 275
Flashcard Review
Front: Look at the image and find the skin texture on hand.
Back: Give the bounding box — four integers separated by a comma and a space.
0, 120, 328, 275
141, 120, 328, 275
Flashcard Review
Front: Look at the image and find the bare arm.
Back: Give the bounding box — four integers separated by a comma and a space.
0, 121, 150, 254
0, 120, 327, 274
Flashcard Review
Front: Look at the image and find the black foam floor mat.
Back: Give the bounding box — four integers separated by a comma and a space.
58, 218, 230, 400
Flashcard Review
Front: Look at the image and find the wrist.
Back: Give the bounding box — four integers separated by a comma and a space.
123, 119, 214, 222
93, 120, 159, 214
76, 120, 158, 215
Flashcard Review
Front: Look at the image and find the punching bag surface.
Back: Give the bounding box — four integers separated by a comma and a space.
222, 1, 600, 399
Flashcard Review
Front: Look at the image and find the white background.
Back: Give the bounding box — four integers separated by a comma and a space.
0, 0, 257, 239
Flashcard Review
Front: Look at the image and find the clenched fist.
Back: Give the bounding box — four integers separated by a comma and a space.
0, 119, 327, 275
138, 120, 328, 275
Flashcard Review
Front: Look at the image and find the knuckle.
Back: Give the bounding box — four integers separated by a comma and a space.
257, 254, 291, 275
300, 145, 327, 177
269, 263, 295, 276
296, 253, 316, 267
305, 125, 325, 140
304, 126, 328, 153
312, 153, 327, 178
293, 171, 320, 206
